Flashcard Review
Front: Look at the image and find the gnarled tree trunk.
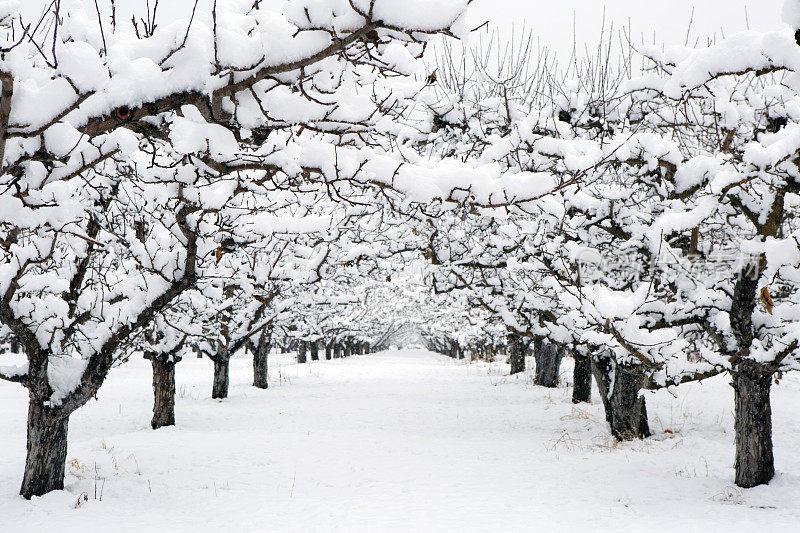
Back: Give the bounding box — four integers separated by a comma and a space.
508, 334, 526, 375
592, 355, 614, 426
212, 355, 230, 399
310, 341, 319, 361
534, 340, 562, 387
592, 357, 650, 440
572, 351, 592, 403
733, 360, 774, 488
147, 353, 178, 429
297, 342, 307, 364
610, 363, 650, 440
325, 342, 332, 360
253, 329, 271, 389
21, 401, 69, 499
727, 265, 776, 488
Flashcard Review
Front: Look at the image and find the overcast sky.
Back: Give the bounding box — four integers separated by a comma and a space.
22, 0, 788, 60
466, 0, 785, 58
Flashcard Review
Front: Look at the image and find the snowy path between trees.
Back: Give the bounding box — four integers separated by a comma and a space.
1, 349, 799, 531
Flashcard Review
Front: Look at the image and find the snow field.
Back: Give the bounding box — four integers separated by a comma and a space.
1, 349, 799, 531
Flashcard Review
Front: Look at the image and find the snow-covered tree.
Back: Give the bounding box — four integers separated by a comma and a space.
412, 9, 800, 489
0, 0, 488, 498
555, 22, 800, 487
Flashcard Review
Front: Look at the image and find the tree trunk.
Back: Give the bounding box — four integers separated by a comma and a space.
592, 357, 650, 439
253, 330, 270, 389
611, 362, 650, 440
20, 401, 69, 499
733, 361, 774, 488
325, 342, 332, 360
212, 356, 230, 399
508, 334, 526, 375
572, 352, 592, 404
611, 364, 650, 439
297, 342, 307, 364
534, 341, 562, 387
150, 355, 177, 429
333, 343, 342, 359
344, 342, 352, 358
310, 341, 319, 361
591, 356, 614, 425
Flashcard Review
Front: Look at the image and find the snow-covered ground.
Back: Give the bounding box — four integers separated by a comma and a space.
1, 349, 799, 531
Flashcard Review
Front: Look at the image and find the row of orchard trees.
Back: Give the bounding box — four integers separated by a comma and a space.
402, 6, 800, 489
4, 0, 800, 501
0, 0, 556, 499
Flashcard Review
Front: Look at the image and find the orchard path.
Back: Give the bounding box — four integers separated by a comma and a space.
1, 349, 799, 531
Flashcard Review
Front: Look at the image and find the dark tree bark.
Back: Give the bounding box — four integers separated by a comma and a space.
212, 356, 230, 399
733, 360, 774, 488
333, 343, 342, 359
593, 357, 650, 440
146, 353, 179, 429
325, 342, 333, 360
609, 363, 650, 440
20, 402, 68, 499
726, 261, 777, 488
310, 341, 319, 361
297, 342, 307, 363
534, 341, 562, 387
572, 352, 592, 403
344, 342, 352, 358
508, 334, 526, 375
253, 329, 271, 389
591, 355, 614, 426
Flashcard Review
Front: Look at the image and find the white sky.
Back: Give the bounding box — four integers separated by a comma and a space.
467, 0, 784, 58
21, 0, 788, 60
